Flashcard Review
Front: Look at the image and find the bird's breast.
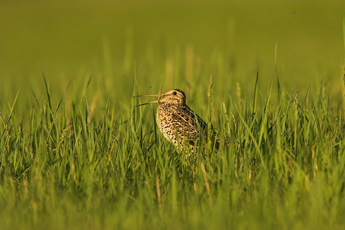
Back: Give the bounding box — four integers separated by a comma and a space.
156, 105, 176, 142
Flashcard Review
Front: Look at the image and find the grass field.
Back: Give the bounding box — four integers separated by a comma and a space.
1, 1, 345, 229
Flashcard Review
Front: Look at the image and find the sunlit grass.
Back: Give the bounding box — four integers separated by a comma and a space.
1, 68, 345, 229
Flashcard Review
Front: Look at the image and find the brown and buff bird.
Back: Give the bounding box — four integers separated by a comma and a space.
134, 89, 223, 153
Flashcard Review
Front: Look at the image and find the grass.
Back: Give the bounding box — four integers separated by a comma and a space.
1, 71, 345, 229
1, 1, 345, 230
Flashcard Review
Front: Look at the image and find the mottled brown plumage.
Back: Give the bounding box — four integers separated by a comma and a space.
134, 89, 220, 153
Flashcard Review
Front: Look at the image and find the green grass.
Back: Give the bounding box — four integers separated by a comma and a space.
1, 1, 345, 230
1, 73, 345, 230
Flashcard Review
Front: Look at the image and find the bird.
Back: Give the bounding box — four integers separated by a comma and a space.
133, 89, 223, 155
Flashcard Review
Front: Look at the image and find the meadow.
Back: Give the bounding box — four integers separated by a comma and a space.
1, 1, 345, 229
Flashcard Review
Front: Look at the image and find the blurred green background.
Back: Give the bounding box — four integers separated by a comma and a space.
0, 0, 344, 117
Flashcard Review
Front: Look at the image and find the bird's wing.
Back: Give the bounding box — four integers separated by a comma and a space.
170, 105, 207, 140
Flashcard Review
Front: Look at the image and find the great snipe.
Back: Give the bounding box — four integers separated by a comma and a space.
134, 89, 221, 153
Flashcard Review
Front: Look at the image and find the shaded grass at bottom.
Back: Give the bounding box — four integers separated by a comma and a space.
0, 77, 345, 230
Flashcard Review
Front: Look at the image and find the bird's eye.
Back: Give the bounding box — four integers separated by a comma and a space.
173, 91, 177, 95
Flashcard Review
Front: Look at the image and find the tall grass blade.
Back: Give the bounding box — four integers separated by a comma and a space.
252, 65, 259, 117
55, 81, 71, 115
42, 71, 53, 112
275, 43, 281, 102
6, 89, 20, 124
237, 109, 267, 170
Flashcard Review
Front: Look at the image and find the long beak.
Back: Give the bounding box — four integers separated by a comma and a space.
133, 94, 160, 98
133, 94, 164, 107
135, 100, 159, 107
